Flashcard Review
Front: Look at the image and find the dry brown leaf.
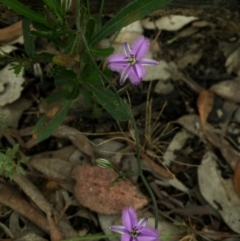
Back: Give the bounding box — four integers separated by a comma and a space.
0, 182, 50, 234
233, 161, 240, 198
47, 214, 63, 241
72, 165, 148, 214
29, 158, 74, 192
0, 21, 22, 43
204, 126, 239, 170
126, 141, 173, 178
0, 98, 31, 128
177, 48, 203, 69
142, 16, 198, 31
53, 125, 93, 156
197, 90, 215, 128
210, 79, 240, 103
175, 114, 203, 138
198, 152, 240, 234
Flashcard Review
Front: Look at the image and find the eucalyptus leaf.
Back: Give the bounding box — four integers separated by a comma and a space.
91, 0, 172, 44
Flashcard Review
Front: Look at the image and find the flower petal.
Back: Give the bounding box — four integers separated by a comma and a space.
128, 64, 146, 85
121, 233, 131, 241
137, 227, 160, 241
120, 66, 131, 85
124, 42, 132, 56
122, 207, 138, 231
108, 53, 129, 72
110, 225, 128, 234
137, 217, 148, 228
138, 58, 158, 66
132, 36, 150, 60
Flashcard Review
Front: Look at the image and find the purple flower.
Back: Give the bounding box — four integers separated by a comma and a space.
110, 207, 160, 241
107, 36, 158, 85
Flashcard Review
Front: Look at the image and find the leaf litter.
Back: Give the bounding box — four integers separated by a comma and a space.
1, 10, 240, 241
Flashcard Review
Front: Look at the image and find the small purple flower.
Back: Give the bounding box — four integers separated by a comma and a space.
110, 207, 160, 241
107, 36, 158, 85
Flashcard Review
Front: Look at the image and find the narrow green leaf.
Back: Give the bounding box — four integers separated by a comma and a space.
0, 0, 48, 26
91, 0, 172, 44
54, 68, 76, 87
81, 70, 101, 84
22, 17, 35, 58
32, 115, 46, 134
85, 18, 96, 42
66, 82, 81, 100
46, 90, 69, 103
37, 101, 71, 142
87, 84, 131, 121
33, 52, 54, 63
91, 47, 114, 57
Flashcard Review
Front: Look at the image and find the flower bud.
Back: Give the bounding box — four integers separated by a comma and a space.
95, 158, 113, 169
61, 0, 72, 13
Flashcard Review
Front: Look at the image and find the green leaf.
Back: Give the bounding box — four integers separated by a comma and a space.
33, 52, 54, 63
16, 166, 26, 176
0, 0, 48, 26
54, 68, 76, 87
91, 0, 172, 44
22, 17, 35, 58
31, 22, 64, 47
80, 6, 87, 28
46, 90, 69, 103
32, 115, 46, 134
85, 18, 96, 42
87, 84, 131, 121
81, 70, 101, 84
66, 82, 81, 100
37, 101, 72, 142
91, 47, 114, 57
92, 104, 102, 118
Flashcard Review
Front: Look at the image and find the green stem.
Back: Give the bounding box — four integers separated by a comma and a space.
131, 118, 158, 228
75, 2, 158, 229
61, 233, 120, 241
97, 0, 105, 30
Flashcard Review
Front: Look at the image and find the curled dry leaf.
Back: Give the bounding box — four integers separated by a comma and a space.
72, 165, 148, 214
233, 161, 240, 198
210, 79, 240, 103
198, 152, 240, 234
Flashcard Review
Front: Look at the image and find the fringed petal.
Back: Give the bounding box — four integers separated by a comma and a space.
132, 36, 150, 60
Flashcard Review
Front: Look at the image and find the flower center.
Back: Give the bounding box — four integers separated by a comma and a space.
130, 227, 140, 239
128, 54, 137, 66
130, 230, 138, 238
